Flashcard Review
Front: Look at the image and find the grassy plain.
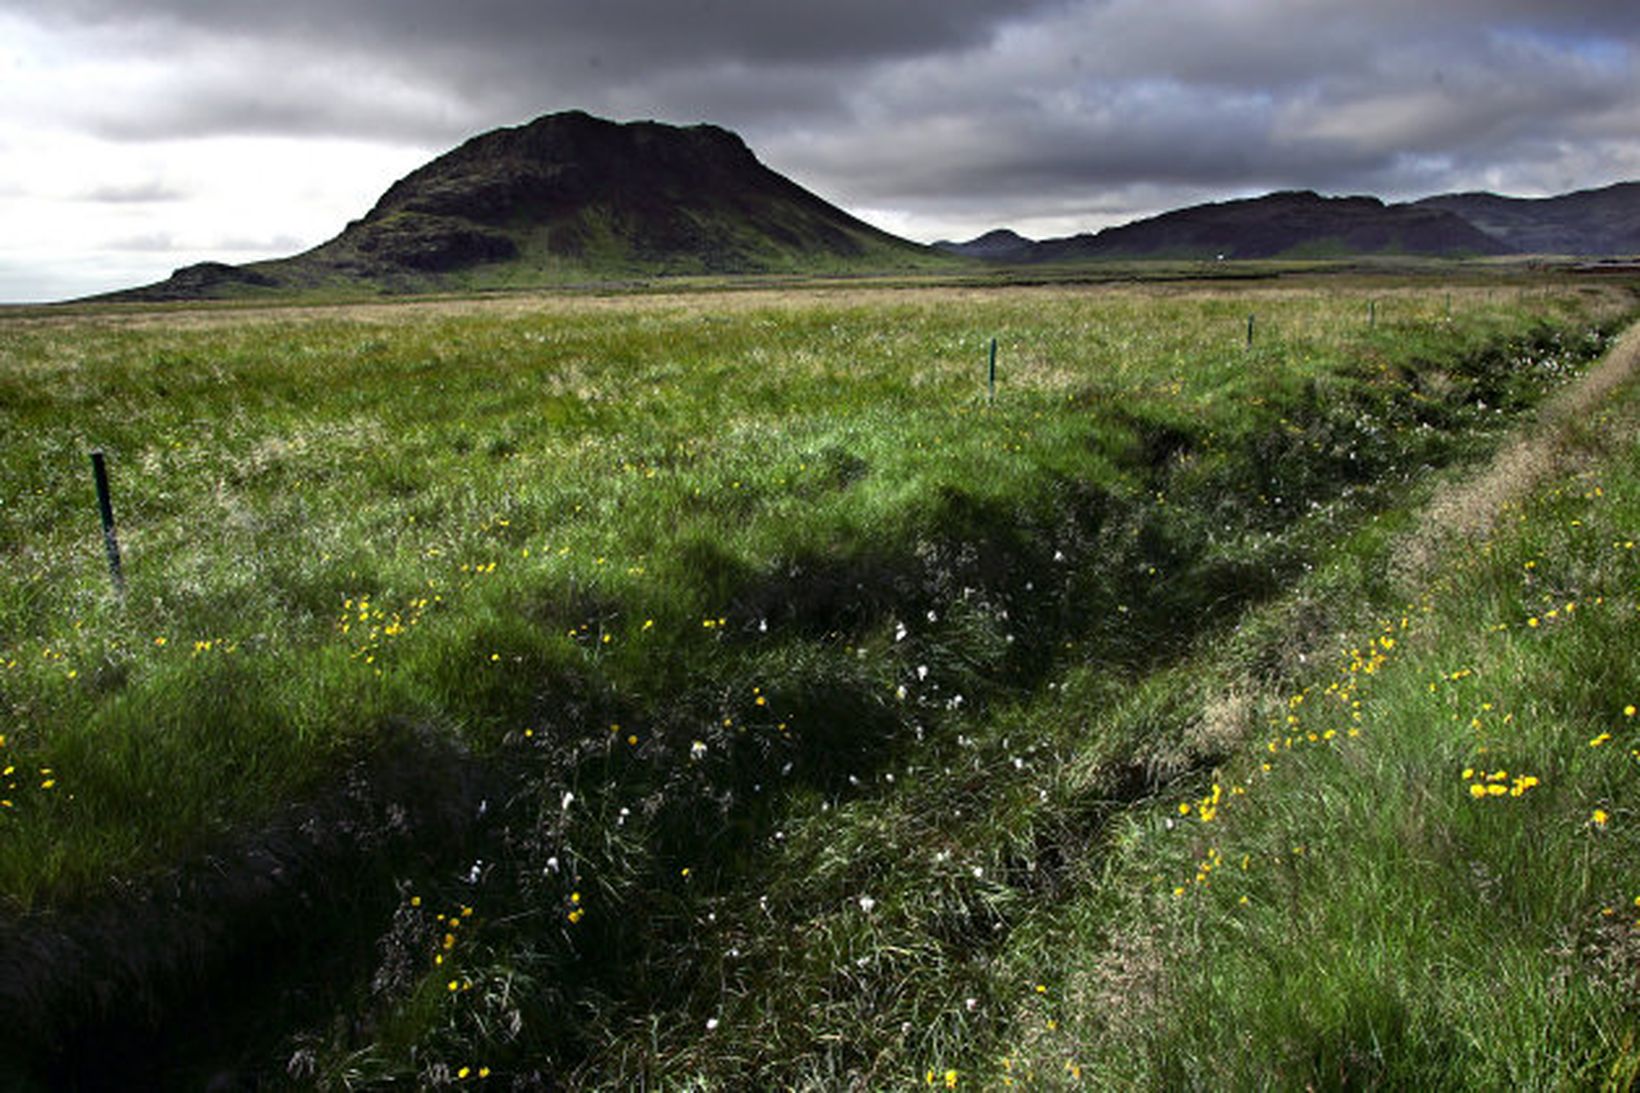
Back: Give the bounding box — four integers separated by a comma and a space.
0, 273, 1636, 1087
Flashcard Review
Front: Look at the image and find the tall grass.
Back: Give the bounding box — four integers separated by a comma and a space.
0, 276, 1633, 1085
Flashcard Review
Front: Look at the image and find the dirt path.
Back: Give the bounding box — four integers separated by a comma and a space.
1396, 319, 1640, 582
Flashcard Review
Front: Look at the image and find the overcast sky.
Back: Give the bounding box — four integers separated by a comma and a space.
2, 0, 1638, 301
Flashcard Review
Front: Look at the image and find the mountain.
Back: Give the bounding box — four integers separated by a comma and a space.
95, 113, 1640, 301
933, 229, 1036, 261
105, 112, 945, 300
951, 183, 1640, 265
1412, 182, 1640, 256
985, 191, 1514, 264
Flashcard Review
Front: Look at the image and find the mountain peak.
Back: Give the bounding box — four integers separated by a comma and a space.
934, 228, 1035, 259
362, 111, 759, 227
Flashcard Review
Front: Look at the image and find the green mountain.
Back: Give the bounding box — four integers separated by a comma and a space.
106, 112, 947, 300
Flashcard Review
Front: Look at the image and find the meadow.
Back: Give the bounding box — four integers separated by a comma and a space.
0, 273, 1635, 1087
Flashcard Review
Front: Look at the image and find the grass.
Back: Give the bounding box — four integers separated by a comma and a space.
0, 272, 1635, 1086
1011, 344, 1640, 1091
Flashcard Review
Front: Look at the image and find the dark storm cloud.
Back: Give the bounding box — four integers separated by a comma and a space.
3, 0, 1637, 247
757, 0, 1639, 231
7, 0, 1072, 142
17, 0, 1061, 66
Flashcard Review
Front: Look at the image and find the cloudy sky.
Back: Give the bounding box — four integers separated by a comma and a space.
2, 0, 1638, 301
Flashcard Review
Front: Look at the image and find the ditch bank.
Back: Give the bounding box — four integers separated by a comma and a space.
0, 722, 492, 1089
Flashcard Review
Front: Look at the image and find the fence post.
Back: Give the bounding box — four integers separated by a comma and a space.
1246, 313, 1255, 348
90, 450, 125, 599
987, 337, 997, 404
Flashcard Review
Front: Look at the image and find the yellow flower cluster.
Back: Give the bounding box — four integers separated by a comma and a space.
1461, 768, 1540, 799
413, 900, 475, 974
1169, 614, 1414, 896
338, 588, 439, 668
1182, 781, 1247, 824
0, 735, 62, 811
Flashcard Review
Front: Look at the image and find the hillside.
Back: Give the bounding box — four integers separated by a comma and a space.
102, 112, 946, 300
1414, 181, 1640, 255
942, 182, 1640, 264
940, 191, 1514, 263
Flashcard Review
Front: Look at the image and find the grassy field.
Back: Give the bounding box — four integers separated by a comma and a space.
1, 272, 1636, 1087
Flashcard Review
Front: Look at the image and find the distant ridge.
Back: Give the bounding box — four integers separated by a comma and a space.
102, 111, 944, 300
1412, 182, 1640, 256
938, 191, 1516, 263
934, 228, 1035, 261
1044, 191, 1511, 260
939, 182, 1640, 264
